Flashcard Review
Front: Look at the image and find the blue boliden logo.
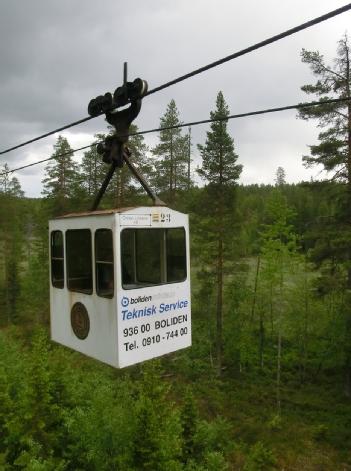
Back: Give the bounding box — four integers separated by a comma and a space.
121, 296, 129, 307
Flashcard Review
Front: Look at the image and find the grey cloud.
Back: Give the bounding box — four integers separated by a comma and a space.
0, 0, 349, 196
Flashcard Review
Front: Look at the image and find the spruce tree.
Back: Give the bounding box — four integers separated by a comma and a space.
42, 135, 79, 216
152, 100, 190, 201
275, 167, 286, 186
197, 91, 242, 374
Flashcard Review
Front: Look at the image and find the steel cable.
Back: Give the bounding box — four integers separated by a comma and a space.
1, 97, 349, 177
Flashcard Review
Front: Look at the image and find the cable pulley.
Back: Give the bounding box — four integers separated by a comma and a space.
88, 78, 148, 117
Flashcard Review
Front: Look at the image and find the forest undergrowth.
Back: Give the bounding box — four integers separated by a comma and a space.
1, 322, 350, 471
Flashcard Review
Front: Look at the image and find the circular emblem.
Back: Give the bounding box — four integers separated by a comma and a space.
121, 296, 129, 307
71, 302, 90, 340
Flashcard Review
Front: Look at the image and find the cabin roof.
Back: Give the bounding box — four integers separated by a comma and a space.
51, 206, 169, 219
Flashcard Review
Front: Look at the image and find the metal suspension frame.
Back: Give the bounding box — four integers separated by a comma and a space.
89, 63, 165, 211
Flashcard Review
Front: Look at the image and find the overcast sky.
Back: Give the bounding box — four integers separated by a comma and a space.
0, 0, 350, 197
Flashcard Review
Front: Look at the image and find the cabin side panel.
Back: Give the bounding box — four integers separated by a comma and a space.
49, 215, 118, 367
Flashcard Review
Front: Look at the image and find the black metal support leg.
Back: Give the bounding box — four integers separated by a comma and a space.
91, 162, 117, 211
123, 153, 165, 206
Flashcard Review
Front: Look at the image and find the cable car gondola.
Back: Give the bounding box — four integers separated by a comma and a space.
49, 69, 191, 367
50, 206, 191, 368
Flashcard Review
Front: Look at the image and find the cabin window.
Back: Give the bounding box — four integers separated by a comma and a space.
166, 228, 187, 283
51, 230, 64, 288
121, 228, 186, 289
66, 229, 93, 294
95, 229, 114, 298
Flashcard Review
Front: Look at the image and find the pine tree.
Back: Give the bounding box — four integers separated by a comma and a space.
0, 167, 25, 324
197, 91, 242, 374
0, 165, 24, 197
275, 167, 286, 186
298, 34, 351, 395
0, 164, 11, 194
42, 136, 79, 216
298, 35, 351, 280
152, 100, 190, 201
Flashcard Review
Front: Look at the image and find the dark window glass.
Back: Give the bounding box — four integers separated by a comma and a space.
66, 229, 92, 294
95, 229, 114, 298
51, 231, 64, 288
136, 229, 163, 285
167, 228, 187, 282
121, 228, 186, 289
121, 230, 136, 285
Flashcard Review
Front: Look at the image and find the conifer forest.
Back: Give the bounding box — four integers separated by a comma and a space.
1, 34, 351, 470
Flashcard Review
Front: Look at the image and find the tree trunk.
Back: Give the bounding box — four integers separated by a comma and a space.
216, 236, 223, 376
346, 45, 351, 286
169, 134, 174, 201
216, 143, 224, 376
276, 252, 283, 415
259, 311, 265, 369
250, 256, 260, 322
276, 329, 282, 415
344, 44, 351, 397
301, 269, 309, 384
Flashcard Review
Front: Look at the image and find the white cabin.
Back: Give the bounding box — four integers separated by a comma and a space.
49, 206, 191, 368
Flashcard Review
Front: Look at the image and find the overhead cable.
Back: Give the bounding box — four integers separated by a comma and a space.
0, 3, 350, 157
1, 96, 349, 177
145, 4, 351, 97
1, 144, 93, 175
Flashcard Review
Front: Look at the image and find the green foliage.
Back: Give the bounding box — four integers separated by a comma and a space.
133, 361, 182, 470
244, 442, 277, 471
181, 390, 199, 463
312, 423, 329, 441
203, 451, 229, 471
194, 417, 233, 457
64, 375, 136, 470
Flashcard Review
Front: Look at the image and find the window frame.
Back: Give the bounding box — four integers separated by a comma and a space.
95, 228, 114, 299
121, 227, 187, 290
51, 230, 64, 289
66, 228, 93, 295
